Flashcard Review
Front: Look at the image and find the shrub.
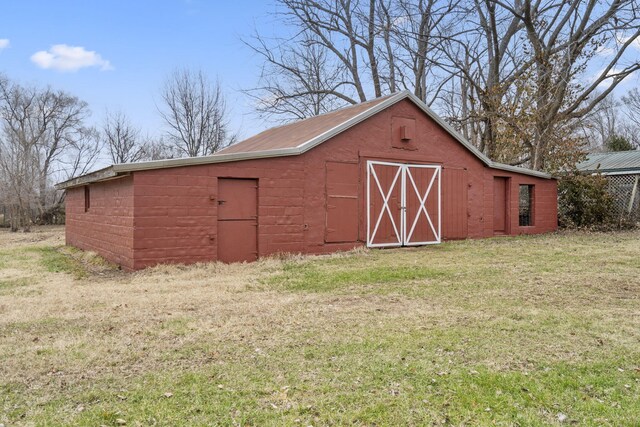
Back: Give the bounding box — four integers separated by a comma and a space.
605, 134, 634, 152
558, 173, 615, 229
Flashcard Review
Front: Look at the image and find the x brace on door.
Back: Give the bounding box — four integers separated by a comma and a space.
367, 161, 441, 248
368, 162, 403, 247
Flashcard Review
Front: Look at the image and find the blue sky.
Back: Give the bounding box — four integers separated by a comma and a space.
0, 0, 278, 141
1, 0, 639, 150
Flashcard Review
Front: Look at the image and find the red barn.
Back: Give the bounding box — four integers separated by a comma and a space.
57, 92, 557, 271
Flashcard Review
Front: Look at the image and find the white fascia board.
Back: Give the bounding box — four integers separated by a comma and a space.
403, 92, 492, 165
294, 90, 552, 180
59, 90, 551, 188
490, 163, 554, 179
589, 169, 640, 176
55, 166, 118, 189
112, 147, 300, 173
295, 91, 409, 153
402, 92, 553, 179
57, 149, 301, 189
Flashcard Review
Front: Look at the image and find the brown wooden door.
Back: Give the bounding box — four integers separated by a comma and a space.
493, 177, 508, 235
367, 161, 441, 247
367, 162, 403, 246
404, 165, 441, 245
325, 162, 359, 243
442, 167, 468, 239
217, 178, 258, 263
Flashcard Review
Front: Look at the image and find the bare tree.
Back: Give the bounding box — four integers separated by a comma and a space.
102, 110, 145, 164
388, 0, 460, 103
581, 92, 621, 151
436, 0, 527, 158
0, 76, 39, 230
437, 0, 640, 170
102, 109, 180, 163
49, 126, 102, 215
249, 0, 639, 171
621, 88, 640, 149
158, 69, 234, 157
0, 123, 39, 231
273, 0, 381, 103
245, 0, 459, 121
0, 74, 100, 230
35, 88, 93, 212
511, 0, 640, 170
142, 137, 180, 161
246, 33, 348, 121
57, 128, 102, 181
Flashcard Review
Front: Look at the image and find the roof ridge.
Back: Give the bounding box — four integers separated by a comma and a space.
219, 91, 403, 152
57, 90, 552, 189
588, 150, 640, 156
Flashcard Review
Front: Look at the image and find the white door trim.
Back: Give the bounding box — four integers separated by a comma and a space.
366, 161, 441, 248
367, 161, 403, 247
403, 164, 441, 245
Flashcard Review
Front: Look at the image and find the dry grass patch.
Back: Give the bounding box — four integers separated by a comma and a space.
1, 227, 639, 426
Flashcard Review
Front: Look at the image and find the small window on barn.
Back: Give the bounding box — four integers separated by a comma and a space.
84, 186, 90, 212
518, 184, 534, 226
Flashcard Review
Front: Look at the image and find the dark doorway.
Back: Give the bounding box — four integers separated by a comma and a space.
217, 178, 258, 263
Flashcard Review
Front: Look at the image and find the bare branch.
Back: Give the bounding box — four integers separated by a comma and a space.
158, 69, 233, 157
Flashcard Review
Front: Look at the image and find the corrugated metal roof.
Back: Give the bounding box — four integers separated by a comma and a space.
56, 91, 552, 189
577, 150, 640, 174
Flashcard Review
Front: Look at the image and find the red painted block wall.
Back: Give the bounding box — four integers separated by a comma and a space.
65, 176, 135, 270
131, 159, 307, 269
65, 99, 557, 270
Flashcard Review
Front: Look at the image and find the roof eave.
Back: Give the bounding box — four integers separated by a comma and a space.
58, 89, 552, 187
112, 148, 300, 173
580, 168, 640, 175
55, 166, 119, 190
294, 91, 410, 153
402, 92, 553, 179
490, 162, 554, 179
294, 90, 552, 179
55, 148, 303, 189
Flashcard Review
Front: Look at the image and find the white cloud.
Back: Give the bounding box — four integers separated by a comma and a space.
598, 34, 640, 56
616, 34, 640, 50
596, 45, 615, 56
31, 44, 113, 72
0, 39, 9, 50
588, 66, 637, 89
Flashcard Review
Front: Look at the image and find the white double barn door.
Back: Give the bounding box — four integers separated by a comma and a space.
367, 161, 441, 248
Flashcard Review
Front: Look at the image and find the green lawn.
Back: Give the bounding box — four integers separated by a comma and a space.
1, 227, 639, 426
